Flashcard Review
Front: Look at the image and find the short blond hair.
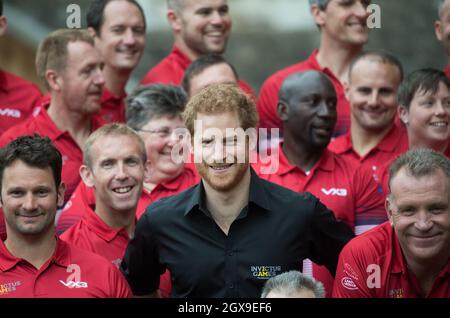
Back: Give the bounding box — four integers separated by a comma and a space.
182, 83, 258, 136
83, 123, 147, 169
35, 29, 94, 89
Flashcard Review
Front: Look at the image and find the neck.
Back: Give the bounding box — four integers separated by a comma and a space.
405, 254, 449, 297
204, 168, 251, 235
103, 65, 130, 97
282, 136, 324, 172
317, 37, 362, 84
174, 37, 197, 61
408, 133, 449, 153
4, 229, 57, 270
47, 97, 93, 148
350, 121, 393, 157
95, 204, 136, 239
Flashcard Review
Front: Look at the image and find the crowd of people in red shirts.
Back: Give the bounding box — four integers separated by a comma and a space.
0, 0, 449, 298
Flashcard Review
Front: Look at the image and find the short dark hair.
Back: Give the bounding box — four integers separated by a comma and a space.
87, 0, 146, 35
388, 148, 450, 194
0, 0, 3, 16
0, 135, 62, 194
181, 54, 239, 95
126, 84, 187, 131
397, 68, 450, 110
349, 50, 404, 83
261, 271, 325, 298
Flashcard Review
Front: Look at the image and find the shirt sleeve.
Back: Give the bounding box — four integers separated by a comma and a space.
353, 166, 388, 235
107, 264, 133, 298
332, 241, 373, 298
306, 194, 355, 277
120, 212, 164, 296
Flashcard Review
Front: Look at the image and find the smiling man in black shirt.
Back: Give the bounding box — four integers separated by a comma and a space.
120, 83, 354, 298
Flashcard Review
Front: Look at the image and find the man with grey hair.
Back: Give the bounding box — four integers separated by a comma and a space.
333, 148, 450, 298
258, 0, 371, 140
140, 0, 253, 95
261, 271, 325, 298
435, 0, 450, 77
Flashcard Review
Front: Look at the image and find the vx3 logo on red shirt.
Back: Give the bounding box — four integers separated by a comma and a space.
59, 264, 89, 289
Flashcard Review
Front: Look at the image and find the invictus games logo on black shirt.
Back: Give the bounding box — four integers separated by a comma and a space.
250, 265, 282, 279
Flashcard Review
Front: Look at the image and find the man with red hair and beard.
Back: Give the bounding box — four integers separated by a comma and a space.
120, 83, 354, 298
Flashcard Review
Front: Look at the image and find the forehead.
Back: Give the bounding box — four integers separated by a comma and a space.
90, 134, 142, 160
390, 168, 450, 202
412, 81, 450, 100
2, 160, 55, 188
182, 0, 228, 11
195, 111, 241, 133
143, 114, 183, 128
290, 73, 336, 99
351, 58, 401, 84
102, 0, 145, 25
66, 41, 102, 66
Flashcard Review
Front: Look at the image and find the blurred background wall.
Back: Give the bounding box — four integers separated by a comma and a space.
0, 0, 445, 94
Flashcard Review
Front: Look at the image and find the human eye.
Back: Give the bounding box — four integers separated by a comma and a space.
35, 188, 50, 197
111, 26, 125, 34
8, 189, 24, 198
101, 159, 114, 169
158, 128, 171, 138
126, 157, 140, 166
197, 7, 212, 16
218, 5, 229, 15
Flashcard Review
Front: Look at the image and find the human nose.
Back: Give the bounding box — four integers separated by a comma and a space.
353, 0, 368, 18
123, 29, 136, 45
22, 193, 38, 211
368, 91, 379, 106
414, 211, 433, 232
94, 68, 105, 86
210, 10, 225, 26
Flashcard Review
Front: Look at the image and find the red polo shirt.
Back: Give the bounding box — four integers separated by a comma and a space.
140, 45, 255, 97
60, 205, 131, 268
0, 70, 42, 135
56, 163, 200, 234
444, 63, 450, 78
0, 238, 131, 298
332, 222, 450, 298
257, 49, 350, 137
94, 87, 126, 124
252, 144, 387, 296
328, 122, 409, 184
0, 101, 104, 203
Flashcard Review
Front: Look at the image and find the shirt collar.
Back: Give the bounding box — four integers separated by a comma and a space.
172, 45, 192, 71
277, 143, 335, 175
306, 49, 340, 82
33, 99, 66, 140
83, 204, 131, 243
184, 167, 271, 216
0, 237, 71, 271
375, 123, 406, 152
391, 226, 450, 275
101, 87, 126, 104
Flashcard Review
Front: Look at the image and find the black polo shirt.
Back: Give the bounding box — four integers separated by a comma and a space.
121, 168, 354, 298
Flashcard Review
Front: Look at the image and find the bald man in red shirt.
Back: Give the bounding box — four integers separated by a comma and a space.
253, 70, 386, 297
